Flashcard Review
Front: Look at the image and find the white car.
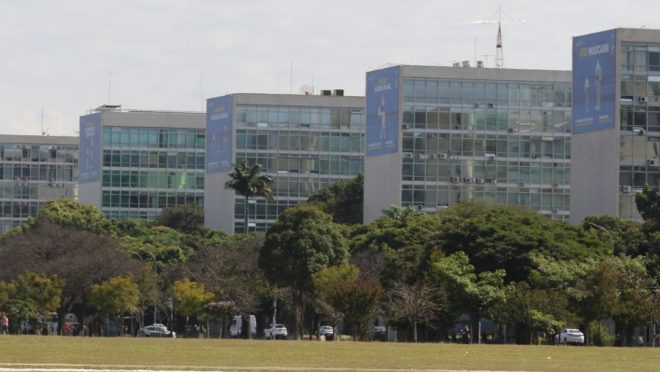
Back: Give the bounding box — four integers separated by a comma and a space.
319, 325, 334, 340
264, 323, 288, 339
555, 328, 584, 345
137, 323, 176, 338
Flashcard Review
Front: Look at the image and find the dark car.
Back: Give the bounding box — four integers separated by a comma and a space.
373, 325, 387, 341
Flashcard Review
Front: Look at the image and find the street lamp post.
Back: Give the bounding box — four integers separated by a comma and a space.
586, 221, 615, 251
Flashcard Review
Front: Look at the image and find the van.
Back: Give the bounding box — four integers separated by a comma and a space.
229, 315, 256, 337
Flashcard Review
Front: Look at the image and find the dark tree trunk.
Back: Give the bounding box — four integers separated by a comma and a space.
244, 195, 249, 234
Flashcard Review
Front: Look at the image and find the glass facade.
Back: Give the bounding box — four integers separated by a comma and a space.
0, 141, 78, 233
233, 105, 365, 231
619, 42, 660, 218
401, 77, 572, 220
100, 126, 205, 219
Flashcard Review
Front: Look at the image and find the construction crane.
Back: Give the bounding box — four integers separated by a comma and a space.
465, 7, 526, 68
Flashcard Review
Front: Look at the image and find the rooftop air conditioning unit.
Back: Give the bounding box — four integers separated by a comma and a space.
639, 96, 649, 103
519, 181, 526, 187
476, 178, 485, 184
552, 208, 559, 214
450, 176, 460, 183
552, 183, 559, 188
622, 185, 633, 193
416, 154, 428, 160
507, 128, 515, 133
531, 154, 538, 159
402, 124, 412, 129
648, 158, 658, 166
429, 154, 438, 159
485, 153, 496, 160
321, 90, 332, 96
439, 153, 449, 159
403, 152, 414, 159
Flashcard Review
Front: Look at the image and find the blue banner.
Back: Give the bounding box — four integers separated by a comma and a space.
572, 30, 616, 133
79, 113, 101, 183
366, 66, 400, 156
206, 95, 234, 174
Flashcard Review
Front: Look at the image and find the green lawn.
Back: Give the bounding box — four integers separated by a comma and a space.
0, 336, 658, 371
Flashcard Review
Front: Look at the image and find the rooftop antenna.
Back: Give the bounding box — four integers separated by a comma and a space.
107, 71, 112, 103
41, 108, 48, 136
290, 60, 293, 94
200, 72, 204, 111
465, 6, 526, 68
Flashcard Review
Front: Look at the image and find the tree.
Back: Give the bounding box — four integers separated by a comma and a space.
89, 275, 139, 335
433, 251, 506, 343
224, 160, 274, 233
350, 206, 443, 288
581, 215, 648, 257
635, 185, 660, 227
27, 199, 108, 234
308, 174, 363, 225
433, 202, 608, 283
0, 222, 140, 329
313, 264, 381, 340
183, 233, 271, 338
13, 272, 64, 318
385, 281, 440, 342
154, 203, 204, 234
259, 205, 348, 339
172, 279, 215, 325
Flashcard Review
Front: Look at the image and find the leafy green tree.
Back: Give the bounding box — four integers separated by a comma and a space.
172, 279, 215, 325
433, 251, 506, 343
225, 160, 274, 233
308, 174, 363, 225
635, 185, 660, 228
26, 199, 108, 234
260, 205, 348, 339
434, 202, 608, 282
89, 276, 139, 321
313, 264, 381, 340
350, 206, 443, 287
384, 280, 440, 342
581, 215, 648, 257
154, 203, 204, 234
13, 272, 64, 318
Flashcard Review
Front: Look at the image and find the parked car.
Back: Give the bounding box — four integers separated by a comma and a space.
555, 328, 584, 345
319, 325, 334, 340
373, 325, 387, 341
264, 323, 288, 339
137, 323, 176, 338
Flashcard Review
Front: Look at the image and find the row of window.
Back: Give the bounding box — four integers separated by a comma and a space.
0, 183, 76, 199
0, 200, 48, 220
101, 191, 203, 209
236, 130, 364, 153
235, 154, 363, 177
103, 127, 205, 149
620, 44, 660, 72
0, 164, 77, 181
102, 170, 204, 190
0, 146, 77, 163
103, 150, 205, 170
403, 79, 572, 108
236, 106, 365, 129
402, 161, 569, 185
403, 107, 571, 133
401, 188, 569, 212
403, 134, 570, 160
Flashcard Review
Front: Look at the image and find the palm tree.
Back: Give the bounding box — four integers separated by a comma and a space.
224, 160, 274, 233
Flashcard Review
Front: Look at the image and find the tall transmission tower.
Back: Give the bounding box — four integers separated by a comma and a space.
466, 7, 526, 68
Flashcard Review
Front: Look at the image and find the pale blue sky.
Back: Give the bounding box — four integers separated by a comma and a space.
0, 0, 656, 136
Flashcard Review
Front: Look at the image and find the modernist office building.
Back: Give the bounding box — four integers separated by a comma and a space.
364, 65, 573, 223
78, 106, 205, 219
204, 93, 365, 233
0, 134, 78, 233
571, 28, 660, 223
